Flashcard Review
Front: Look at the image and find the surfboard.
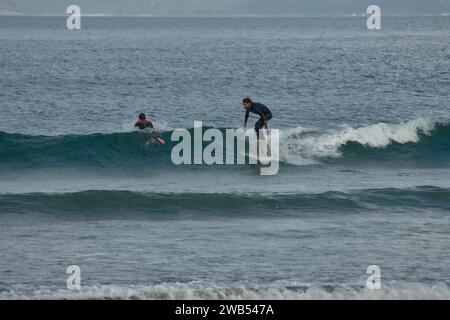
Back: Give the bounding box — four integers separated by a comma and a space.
154, 136, 166, 145
238, 139, 272, 164
257, 139, 272, 165
142, 129, 166, 145
257, 139, 269, 150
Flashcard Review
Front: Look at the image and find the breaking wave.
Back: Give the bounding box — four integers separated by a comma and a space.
0, 118, 448, 170
2, 281, 449, 300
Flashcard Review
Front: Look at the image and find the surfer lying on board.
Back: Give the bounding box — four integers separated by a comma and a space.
242, 98, 273, 139
135, 113, 154, 130
135, 113, 165, 146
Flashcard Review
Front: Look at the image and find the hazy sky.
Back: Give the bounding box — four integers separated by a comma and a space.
1, 0, 449, 16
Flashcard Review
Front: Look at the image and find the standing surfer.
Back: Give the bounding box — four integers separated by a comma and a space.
242, 98, 273, 139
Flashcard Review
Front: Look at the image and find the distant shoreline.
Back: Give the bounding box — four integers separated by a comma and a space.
0, 13, 449, 18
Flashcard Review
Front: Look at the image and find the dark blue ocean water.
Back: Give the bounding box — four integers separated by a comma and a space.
0, 16, 449, 299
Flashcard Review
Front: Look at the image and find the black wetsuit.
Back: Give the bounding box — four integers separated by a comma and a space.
244, 102, 273, 137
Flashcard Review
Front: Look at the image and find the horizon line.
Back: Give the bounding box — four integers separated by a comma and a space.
0, 13, 448, 18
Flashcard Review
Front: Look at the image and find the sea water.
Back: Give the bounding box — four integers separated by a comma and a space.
0, 16, 449, 299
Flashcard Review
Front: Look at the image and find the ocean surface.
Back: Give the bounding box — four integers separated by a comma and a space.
0, 16, 449, 299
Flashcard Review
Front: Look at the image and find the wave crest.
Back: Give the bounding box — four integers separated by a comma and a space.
1, 187, 449, 215
2, 281, 449, 300
280, 118, 448, 165
0, 118, 449, 169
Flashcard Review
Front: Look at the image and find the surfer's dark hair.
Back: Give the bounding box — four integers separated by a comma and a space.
243, 98, 252, 104
139, 113, 146, 120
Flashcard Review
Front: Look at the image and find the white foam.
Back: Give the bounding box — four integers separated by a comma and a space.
2, 281, 449, 300
152, 119, 173, 132
279, 118, 441, 165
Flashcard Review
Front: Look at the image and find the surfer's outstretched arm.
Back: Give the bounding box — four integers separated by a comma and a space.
244, 109, 250, 128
